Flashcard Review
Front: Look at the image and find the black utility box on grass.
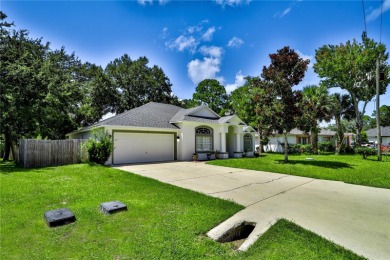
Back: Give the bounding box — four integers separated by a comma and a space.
100, 201, 127, 215
44, 208, 76, 227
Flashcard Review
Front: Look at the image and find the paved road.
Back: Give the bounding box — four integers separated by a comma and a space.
114, 161, 390, 260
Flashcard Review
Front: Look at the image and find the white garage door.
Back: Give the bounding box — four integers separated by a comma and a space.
113, 132, 175, 164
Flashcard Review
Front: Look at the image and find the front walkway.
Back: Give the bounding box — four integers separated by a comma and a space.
114, 161, 390, 259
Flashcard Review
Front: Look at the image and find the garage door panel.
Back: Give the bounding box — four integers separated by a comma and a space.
114, 132, 174, 164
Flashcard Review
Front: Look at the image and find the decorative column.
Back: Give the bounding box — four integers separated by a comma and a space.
236, 133, 242, 152
221, 132, 226, 153
218, 128, 229, 159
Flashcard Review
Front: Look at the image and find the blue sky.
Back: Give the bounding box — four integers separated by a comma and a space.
2, 0, 389, 117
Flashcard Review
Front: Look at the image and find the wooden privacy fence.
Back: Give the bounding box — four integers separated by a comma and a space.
19, 139, 88, 168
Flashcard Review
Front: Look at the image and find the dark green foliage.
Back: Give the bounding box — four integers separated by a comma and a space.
298, 85, 332, 154
372, 105, 390, 127
105, 55, 178, 114
355, 147, 376, 159
329, 93, 355, 154
360, 131, 369, 143
288, 144, 302, 154
314, 33, 389, 146
301, 144, 314, 154
192, 79, 228, 114
319, 141, 335, 152
287, 144, 313, 154
260, 46, 310, 162
362, 115, 376, 130
86, 130, 113, 165
1, 13, 179, 160
1, 12, 49, 159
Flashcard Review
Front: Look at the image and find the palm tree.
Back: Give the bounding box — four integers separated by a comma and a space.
330, 93, 355, 154
299, 85, 333, 154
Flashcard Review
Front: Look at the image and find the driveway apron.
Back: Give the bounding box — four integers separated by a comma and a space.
114, 161, 390, 260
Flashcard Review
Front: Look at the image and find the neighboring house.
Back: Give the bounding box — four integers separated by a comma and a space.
366, 126, 390, 145
67, 102, 256, 165
255, 128, 354, 153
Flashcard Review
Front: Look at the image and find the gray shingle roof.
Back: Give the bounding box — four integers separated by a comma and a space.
87, 102, 182, 130
279, 128, 336, 136
169, 106, 201, 123
366, 126, 390, 137
70, 102, 251, 134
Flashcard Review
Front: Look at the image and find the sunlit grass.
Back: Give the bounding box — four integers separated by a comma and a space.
209, 153, 390, 189
0, 162, 363, 259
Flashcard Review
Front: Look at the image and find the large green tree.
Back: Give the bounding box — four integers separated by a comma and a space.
247, 78, 276, 155
37, 48, 85, 139
372, 105, 390, 127
192, 79, 228, 115
105, 55, 177, 113
314, 33, 389, 146
229, 79, 270, 154
75, 62, 118, 126
261, 46, 309, 162
298, 85, 332, 154
0, 12, 49, 160
330, 93, 355, 154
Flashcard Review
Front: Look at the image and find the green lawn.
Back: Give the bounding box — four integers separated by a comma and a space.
208, 153, 390, 189
0, 162, 363, 259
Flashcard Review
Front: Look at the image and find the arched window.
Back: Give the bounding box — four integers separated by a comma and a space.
244, 133, 253, 152
195, 127, 213, 152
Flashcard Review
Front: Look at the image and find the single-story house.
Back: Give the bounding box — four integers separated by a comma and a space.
255, 128, 354, 153
366, 126, 390, 145
67, 102, 256, 164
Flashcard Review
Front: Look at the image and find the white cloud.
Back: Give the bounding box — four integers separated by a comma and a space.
296, 50, 313, 68
199, 46, 223, 58
227, 36, 244, 48
166, 35, 197, 52
274, 7, 291, 18
159, 0, 169, 5
214, 0, 251, 7
187, 25, 203, 34
367, 0, 390, 22
137, 0, 153, 5
137, 0, 170, 5
281, 7, 291, 17
201, 27, 216, 41
225, 71, 246, 93
166, 23, 219, 54
161, 27, 169, 39
187, 57, 224, 85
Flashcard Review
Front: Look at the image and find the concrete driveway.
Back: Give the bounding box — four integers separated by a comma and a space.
114, 161, 390, 260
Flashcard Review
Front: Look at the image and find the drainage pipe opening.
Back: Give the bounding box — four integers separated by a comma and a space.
217, 221, 256, 244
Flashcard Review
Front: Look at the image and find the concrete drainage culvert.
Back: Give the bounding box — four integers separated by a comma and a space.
216, 221, 256, 249
208, 218, 278, 251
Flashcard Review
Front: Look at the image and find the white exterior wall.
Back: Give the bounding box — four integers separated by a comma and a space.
368, 136, 390, 145
177, 122, 226, 161
258, 135, 296, 153
68, 131, 93, 140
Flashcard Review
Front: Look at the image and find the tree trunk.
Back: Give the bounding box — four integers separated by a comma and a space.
257, 129, 262, 156
335, 115, 343, 155
311, 129, 319, 155
284, 133, 288, 163
352, 95, 362, 147
2, 134, 11, 161
11, 141, 17, 162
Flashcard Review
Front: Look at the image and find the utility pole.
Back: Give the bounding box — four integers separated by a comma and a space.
376, 57, 382, 161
